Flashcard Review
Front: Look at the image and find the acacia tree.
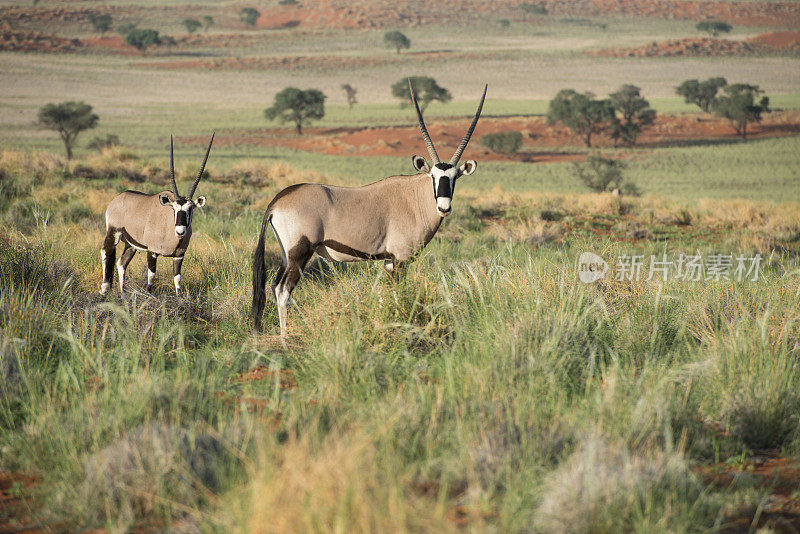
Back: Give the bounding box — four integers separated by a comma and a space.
88, 13, 113, 34
547, 89, 616, 147
125, 28, 162, 55
696, 21, 732, 37
240, 7, 260, 26
713, 83, 770, 140
264, 88, 326, 134
341, 84, 358, 109
391, 76, 451, 111
37, 101, 99, 160
182, 18, 201, 34
676, 77, 727, 112
202, 15, 214, 31
384, 31, 410, 54
609, 84, 656, 146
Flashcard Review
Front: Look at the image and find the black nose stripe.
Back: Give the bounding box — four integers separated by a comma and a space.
436, 177, 451, 198
176, 211, 188, 226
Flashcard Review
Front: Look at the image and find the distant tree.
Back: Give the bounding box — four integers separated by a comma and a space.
239, 7, 260, 27
182, 18, 201, 34
609, 84, 656, 146
202, 15, 214, 31
520, 2, 547, 19
264, 87, 326, 134
37, 101, 99, 160
279, 0, 298, 4
117, 22, 137, 36
124, 28, 162, 55
384, 31, 411, 54
481, 132, 522, 154
87, 134, 121, 152
498, 19, 511, 29
547, 89, 616, 147
88, 13, 113, 34
391, 76, 452, 111
696, 20, 732, 37
341, 84, 358, 109
676, 77, 727, 112
713, 83, 770, 140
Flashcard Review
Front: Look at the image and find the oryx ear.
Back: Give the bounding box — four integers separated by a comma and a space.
159, 193, 173, 206
458, 160, 477, 176
412, 155, 430, 173
194, 196, 206, 208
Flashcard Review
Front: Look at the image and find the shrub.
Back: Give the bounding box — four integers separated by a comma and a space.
264, 87, 326, 134
88, 13, 112, 34
712, 83, 770, 140
124, 28, 162, 55
676, 77, 727, 112
498, 19, 511, 29
481, 131, 522, 154
547, 89, 616, 147
239, 7, 260, 26
182, 18, 201, 34
609, 84, 656, 146
37, 101, 99, 160
573, 156, 636, 194
87, 134, 121, 152
383, 31, 410, 54
391, 76, 451, 111
696, 20, 732, 37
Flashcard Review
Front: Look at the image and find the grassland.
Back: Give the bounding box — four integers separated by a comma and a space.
1, 1, 800, 531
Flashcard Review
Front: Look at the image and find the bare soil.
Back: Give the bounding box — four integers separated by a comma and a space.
181, 111, 800, 163
590, 32, 800, 58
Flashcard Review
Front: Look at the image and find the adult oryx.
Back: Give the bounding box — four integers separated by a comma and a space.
253, 81, 487, 336
100, 134, 214, 296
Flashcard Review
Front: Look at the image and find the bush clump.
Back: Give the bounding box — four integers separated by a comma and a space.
481, 131, 522, 154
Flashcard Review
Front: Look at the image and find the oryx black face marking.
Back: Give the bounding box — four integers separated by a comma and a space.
99, 134, 213, 297
252, 81, 488, 338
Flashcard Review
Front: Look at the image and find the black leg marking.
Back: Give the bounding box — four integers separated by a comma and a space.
173, 256, 184, 295
100, 229, 117, 294
147, 253, 158, 292
117, 244, 136, 295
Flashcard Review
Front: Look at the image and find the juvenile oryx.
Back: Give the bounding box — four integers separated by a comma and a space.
100, 134, 214, 296
253, 81, 487, 336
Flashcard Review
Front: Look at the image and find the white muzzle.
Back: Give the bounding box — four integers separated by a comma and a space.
437, 197, 452, 217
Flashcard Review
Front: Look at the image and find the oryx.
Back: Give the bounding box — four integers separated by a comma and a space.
99, 134, 214, 296
253, 81, 487, 336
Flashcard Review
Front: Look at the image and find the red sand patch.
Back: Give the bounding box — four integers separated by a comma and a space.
181, 111, 800, 163
237, 367, 297, 390
0, 471, 48, 533
590, 33, 800, 58
697, 452, 800, 532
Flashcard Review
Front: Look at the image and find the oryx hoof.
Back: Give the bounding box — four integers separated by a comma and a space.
99, 283, 110, 295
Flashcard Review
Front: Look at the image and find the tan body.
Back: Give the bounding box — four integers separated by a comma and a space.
106, 191, 192, 257
270, 174, 442, 266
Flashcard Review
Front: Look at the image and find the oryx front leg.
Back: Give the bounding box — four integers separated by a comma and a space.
117, 243, 136, 296
147, 252, 158, 292
172, 256, 184, 295
99, 229, 118, 295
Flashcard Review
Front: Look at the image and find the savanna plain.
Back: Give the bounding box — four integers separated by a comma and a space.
1, 0, 800, 531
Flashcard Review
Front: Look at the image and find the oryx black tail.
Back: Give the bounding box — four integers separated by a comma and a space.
252, 211, 271, 332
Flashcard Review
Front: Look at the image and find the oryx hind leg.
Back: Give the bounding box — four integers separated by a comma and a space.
117, 243, 136, 296
99, 228, 118, 295
172, 256, 184, 295
273, 237, 313, 338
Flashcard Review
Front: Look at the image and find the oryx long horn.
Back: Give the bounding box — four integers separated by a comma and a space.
188, 132, 214, 198
169, 135, 178, 196
449, 84, 487, 166
409, 79, 440, 164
